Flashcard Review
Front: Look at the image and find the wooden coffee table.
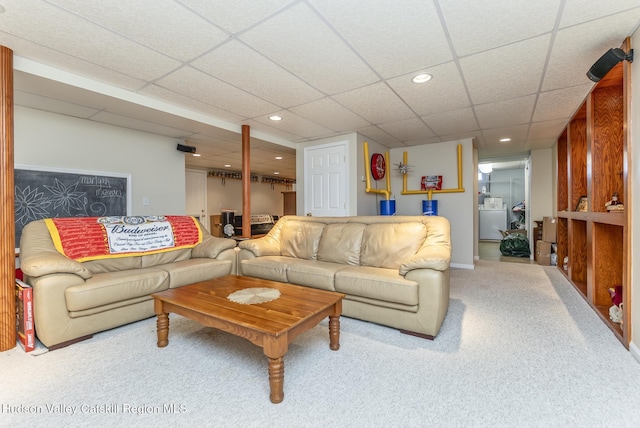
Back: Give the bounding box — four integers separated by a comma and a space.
152, 275, 344, 403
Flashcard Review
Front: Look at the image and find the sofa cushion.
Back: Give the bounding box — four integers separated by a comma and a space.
317, 223, 365, 265
164, 258, 233, 288
240, 256, 291, 282
286, 259, 348, 291
65, 268, 169, 311
280, 220, 326, 259
141, 248, 192, 268
360, 222, 426, 269
83, 256, 142, 274
335, 266, 419, 306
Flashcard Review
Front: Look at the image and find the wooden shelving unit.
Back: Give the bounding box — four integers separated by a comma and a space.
555, 38, 631, 347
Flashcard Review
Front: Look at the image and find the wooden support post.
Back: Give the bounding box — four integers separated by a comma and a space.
242, 125, 251, 238
0, 45, 15, 352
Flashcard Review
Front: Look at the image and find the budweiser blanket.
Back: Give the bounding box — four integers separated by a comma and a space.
44, 215, 203, 262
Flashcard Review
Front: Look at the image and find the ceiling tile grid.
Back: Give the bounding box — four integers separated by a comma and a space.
2, 0, 639, 175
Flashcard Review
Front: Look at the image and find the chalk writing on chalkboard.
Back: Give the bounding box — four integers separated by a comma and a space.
14, 166, 131, 247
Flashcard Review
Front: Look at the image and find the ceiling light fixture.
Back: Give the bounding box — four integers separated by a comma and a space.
412, 73, 432, 84
192, 153, 201, 157
275, 156, 283, 160
499, 138, 511, 142
273, 172, 280, 175
269, 115, 283, 121
224, 164, 231, 168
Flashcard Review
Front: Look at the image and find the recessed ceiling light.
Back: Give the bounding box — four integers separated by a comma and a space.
275, 156, 283, 160
412, 73, 432, 84
499, 138, 511, 142
192, 153, 201, 157
224, 164, 231, 168
273, 172, 280, 175
269, 115, 282, 121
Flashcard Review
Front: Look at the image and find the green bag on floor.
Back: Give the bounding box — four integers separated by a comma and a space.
499, 234, 531, 257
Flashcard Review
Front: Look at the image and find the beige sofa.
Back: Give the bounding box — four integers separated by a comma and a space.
19, 218, 237, 349
237, 215, 451, 338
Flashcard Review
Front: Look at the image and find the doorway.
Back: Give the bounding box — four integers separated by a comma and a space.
185, 169, 208, 231
303, 141, 349, 217
478, 157, 531, 262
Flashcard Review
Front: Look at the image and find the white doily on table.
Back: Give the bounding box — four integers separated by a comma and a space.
227, 287, 281, 305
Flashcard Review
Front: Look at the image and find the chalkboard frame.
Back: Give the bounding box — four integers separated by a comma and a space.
14, 165, 132, 250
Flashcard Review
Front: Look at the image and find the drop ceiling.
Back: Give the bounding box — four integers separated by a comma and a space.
2, 0, 639, 179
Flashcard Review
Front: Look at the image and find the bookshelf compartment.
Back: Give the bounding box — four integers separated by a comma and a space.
569, 103, 587, 212
557, 130, 568, 212
569, 219, 587, 295
556, 217, 568, 273
592, 223, 623, 308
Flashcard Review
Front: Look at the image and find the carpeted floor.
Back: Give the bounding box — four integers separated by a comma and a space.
2, 261, 640, 427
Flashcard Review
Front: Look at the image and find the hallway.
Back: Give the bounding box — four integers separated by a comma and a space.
478, 240, 536, 264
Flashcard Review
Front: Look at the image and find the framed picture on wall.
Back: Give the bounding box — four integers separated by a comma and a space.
575, 196, 588, 212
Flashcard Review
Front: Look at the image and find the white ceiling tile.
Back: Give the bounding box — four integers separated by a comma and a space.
528, 119, 568, 140
139, 84, 247, 124
482, 125, 529, 146
357, 126, 402, 148
177, 0, 296, 34
542, 10, 640, 91
248, 111, 335, 140
154, 67, 280, 118
290, 98, 370, 132
533, 83, 593, 122
0, 1, 181, 81
239, 2, 379, 94
46, 0, 229, 61
560, 0, 640, 28
386, 62, 470, 116
422, 107, 479, 135
475, 95, 537, 129
192, 40, 323, 108
378, 118, 435, 143
460, 35, 551, 104
310, 0, 452, 78
439, 0, 561, 56
332, 82, 416, 124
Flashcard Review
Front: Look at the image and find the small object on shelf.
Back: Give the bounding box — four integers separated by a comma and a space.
575, 196, 588, 212
609, 303, 623, 324
563, 256, 568, 271
605, 192, 624, 212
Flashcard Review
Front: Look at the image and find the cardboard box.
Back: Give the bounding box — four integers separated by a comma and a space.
542, 217, 557, 243
15, 279, 35, 352
536, 240, 552, 266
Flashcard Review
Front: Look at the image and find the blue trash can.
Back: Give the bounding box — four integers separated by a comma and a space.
422, 200, 438, 216
380, 200, 396, 215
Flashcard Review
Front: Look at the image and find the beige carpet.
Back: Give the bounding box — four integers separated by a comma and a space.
2, 261, 640, 427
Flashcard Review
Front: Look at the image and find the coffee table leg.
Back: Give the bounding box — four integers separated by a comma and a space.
156, 312, 169, 348
268, 357, 284, 404
329, 315, 340, 351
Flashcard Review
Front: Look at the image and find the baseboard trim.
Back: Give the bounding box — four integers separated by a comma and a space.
451, 262, 474, 270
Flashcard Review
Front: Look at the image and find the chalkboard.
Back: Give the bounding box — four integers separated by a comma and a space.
14, 166, 131, 247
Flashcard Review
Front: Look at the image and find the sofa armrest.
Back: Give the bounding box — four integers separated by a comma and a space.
237, 235, 281, 256
191, 234, 237, 258
399, 246, 451, 275
21, 252, 93, 280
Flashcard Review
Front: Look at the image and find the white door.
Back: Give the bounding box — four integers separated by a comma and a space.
185, 169, 208, 231
304, 142, 348, 217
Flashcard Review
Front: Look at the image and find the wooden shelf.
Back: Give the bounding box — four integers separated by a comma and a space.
555, 38, 631, 348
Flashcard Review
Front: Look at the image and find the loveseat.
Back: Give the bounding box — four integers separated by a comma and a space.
237, 215, 451, 338
19, 216, 237, 349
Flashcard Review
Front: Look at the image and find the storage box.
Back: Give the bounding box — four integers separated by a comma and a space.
536, 240, 552, 266
542, 217, 557, 243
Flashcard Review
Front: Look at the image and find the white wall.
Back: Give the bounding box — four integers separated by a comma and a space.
630, 29, 640, 361
14, 107, 186, 216
390, 138, 475, 268
530, 148, 554, 223
357, 133, 388, 215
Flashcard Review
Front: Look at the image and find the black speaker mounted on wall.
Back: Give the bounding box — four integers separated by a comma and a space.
586, 48, 634, 83
177, 143, 196, 154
